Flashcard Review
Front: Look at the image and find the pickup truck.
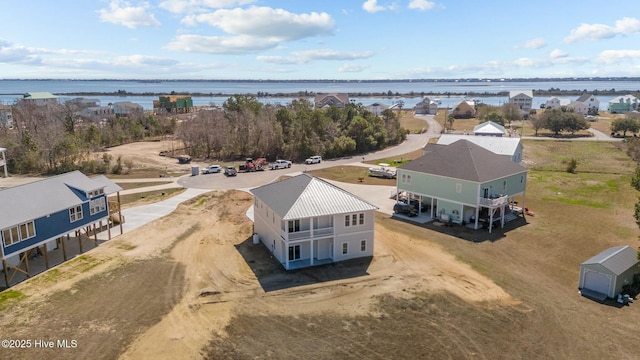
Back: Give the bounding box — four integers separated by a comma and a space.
269, 159, 292, 170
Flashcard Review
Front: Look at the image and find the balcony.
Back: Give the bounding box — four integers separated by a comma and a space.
282, 226, 334, 241
478, 194, 509, 208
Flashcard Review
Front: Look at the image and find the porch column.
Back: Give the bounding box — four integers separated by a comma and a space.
474, 206, 479, 229
430, 198, 434, 218
310, 240, 314, 266
285, 245, 289, 270
3, 259, 9, 288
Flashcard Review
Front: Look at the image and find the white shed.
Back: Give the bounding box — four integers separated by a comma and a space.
578, 245, 639, 299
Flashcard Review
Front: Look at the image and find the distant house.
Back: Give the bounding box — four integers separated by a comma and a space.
608, 95, 639, 114
414, 97, 438, 115
251, 174, 378, 270
567, 101, 588, 116
112, 101, 144, 116
508, 90, 533, 113
67, 97, 100, 108
576, 93, 600, 115
153, 95, 193, 113
436, 134, 523, 163
20, 92, 58, 106
0, 171, 123, 287
473, 121, 505, 137
578, 245, 639, 299
451, 100, 476, 118
314, 93, 349, 109
81, 106, 115, 119
365, 102, 388, 115
0, 105, 13, 129
544, 97, 570, 110
397, 139, 528, 232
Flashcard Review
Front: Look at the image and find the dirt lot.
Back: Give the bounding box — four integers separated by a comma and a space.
1, 140, 640, 360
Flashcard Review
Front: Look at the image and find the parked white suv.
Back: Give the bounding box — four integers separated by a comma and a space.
305, 156, 322, 164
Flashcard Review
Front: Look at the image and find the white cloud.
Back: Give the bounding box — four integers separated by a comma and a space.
597, 49, 640, 64
188, 6, 334, 41
98, 0, 161, 29
517, 38, 547, 49
362, 0, 386, 13
338, 63, 369, 73
292, 49, 374, 61
165, 34, 280, 54
564, 17, 640, 43
159, 0, 257, 14
549, 49, 568, 59
256, 55, 302, 65
408, 0, 436, 11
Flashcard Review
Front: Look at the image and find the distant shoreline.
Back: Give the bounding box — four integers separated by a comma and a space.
2, 77, 640, 82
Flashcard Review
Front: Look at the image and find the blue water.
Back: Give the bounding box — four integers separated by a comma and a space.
1, 79, 638, 110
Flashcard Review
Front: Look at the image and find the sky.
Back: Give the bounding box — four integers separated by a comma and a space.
1, 0, 640, 80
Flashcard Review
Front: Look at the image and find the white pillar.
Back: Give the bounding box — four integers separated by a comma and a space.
310, 240, 314, 266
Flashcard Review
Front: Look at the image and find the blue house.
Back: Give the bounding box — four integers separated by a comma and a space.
0, 171, 122, 287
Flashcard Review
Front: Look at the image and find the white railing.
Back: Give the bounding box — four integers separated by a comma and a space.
478, 195, 509, 207
282, 226, 334, 241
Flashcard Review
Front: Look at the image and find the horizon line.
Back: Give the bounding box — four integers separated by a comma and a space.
2, 77, 640, 82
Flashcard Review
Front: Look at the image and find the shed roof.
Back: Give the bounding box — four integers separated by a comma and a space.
400, 139, 528, 182
436, 134, 521, 157
251, 174, 377, 220
0, 171, 122, 228
581, 245, 639, 275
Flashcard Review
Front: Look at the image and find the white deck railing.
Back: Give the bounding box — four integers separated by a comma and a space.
282, 226, 334, 241
478, 195, 509, 207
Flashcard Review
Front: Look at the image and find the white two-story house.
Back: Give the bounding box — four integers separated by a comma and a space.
251, 174, 378, 270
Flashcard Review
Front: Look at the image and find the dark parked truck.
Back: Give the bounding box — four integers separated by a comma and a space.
238, 158, 267, 172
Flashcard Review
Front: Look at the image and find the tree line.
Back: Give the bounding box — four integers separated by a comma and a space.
0, 95, 406, 175
176, 95, 406, 162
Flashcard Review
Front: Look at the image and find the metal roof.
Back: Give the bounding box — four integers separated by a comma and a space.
437, 134, 521, 157
250, 174, 378, 220
581, 245, 639, 275
473, 121, 505, 134
400, 139, 528, 182
0, 171, 122, 229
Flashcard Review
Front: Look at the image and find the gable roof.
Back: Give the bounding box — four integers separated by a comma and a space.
509, 90, 533, 99
400, 139, 528, 182
436, 134, 521, 157
251, 174, 377, 220
0, 171, 122, 228
23, 92, 57, 99
314, 93, 349, 107
576, 93, 594, 102
582, 245, 639, 275
474, 121, 505, 134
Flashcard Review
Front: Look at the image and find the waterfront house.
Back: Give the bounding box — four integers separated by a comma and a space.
112, 101, 144, 116
251, 174, 378, 270
153, 95, 193, 113
314, 93, 349, 109
451, 100, 476, 118
0, 105, 13, 129
473, 121, 505, 137
576, 93, 600, 115
414, 97, 438, 115
397, 139, 528, 232
608, 95, 639, 114
20, 92, 58, 106
508, 90, 533, 113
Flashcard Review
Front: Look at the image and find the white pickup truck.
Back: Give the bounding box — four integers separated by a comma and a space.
269, 159, 292, 170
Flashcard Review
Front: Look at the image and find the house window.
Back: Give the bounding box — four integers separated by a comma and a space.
360, 240, 367, 252
503, 180, 507, 191
521, 175, 524, 184
352, 214, 357, 226
359, 213, 364, 225
342, 243, 348, 255
69, 205, 83, 222
2, 221, 35, 246
288, 245, 301, 260
90, 197, 106, 215
456, 183, 462, 193
345, 215, 350, 227
288, 220, 300, 233
401, 174, 411, 185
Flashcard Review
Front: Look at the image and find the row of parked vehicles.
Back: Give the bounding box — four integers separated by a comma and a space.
200, 155, 322, 177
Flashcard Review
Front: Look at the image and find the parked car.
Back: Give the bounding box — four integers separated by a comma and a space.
305, 155, 322, 164
393, 202, 417, 217
269, 159, 292, 170
201, 165, 222, 174
224, 165, 237, 177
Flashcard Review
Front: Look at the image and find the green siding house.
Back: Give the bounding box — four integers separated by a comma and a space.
397, 140, 528, 232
